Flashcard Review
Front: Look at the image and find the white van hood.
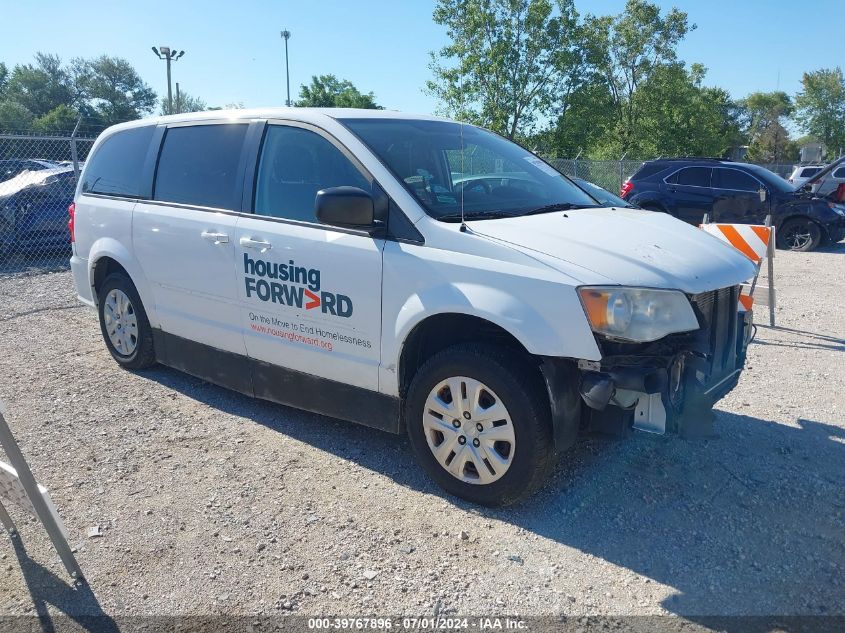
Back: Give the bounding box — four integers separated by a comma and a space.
470, 208, 757, 294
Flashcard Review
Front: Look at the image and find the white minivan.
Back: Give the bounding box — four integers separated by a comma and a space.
71, 109, 756, 505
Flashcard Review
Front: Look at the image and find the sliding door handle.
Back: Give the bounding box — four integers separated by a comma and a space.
201, 231, 229, 244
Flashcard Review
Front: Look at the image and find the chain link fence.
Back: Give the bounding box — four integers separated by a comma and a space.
0, 133, 95, 276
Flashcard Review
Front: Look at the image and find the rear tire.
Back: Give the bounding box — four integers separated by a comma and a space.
405, 343, 555, 506
97, 273, 156, 370
777, 218, 821, 252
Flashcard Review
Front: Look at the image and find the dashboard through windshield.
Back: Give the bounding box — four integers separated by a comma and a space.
339, 118, 597, 220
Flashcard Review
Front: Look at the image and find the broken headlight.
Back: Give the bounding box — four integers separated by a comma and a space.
578, 286, 699, 343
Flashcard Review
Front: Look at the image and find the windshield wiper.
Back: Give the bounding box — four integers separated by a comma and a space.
436, 210, 518, 222
521, 202, 600, 216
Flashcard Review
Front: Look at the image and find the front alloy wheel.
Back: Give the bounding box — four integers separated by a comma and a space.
423, 377, 516, 484
405, 343, 556, 506
778, 218, 821, 251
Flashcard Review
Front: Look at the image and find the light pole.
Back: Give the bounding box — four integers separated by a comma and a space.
280, 30, 291, 106
151, 46, 185, 114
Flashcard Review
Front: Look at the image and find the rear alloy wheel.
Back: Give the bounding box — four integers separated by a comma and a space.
778, 218, 821, 252
406, 344, 555, 506
97, 273, 157, 370
103, 289, 139, 357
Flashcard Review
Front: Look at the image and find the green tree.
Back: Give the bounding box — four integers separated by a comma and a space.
0, 63, 8, 98
32, 104, 80, 133
740, 91, 794, 162
296, 75, 382, 109
794, 67, 845, 156
0, 100, 34, 132
537, 81, 616, 157
632, 63, 743, 157
3, 53, 76, 118
74, 55, 157, 126
161, 90, 207, 115
584, 0, 693, 155
427, 0, 585, 139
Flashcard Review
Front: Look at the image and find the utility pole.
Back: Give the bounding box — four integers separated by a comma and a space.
175, 82, 181, 114
151, 46, 185, 114
281, 30, 291, 106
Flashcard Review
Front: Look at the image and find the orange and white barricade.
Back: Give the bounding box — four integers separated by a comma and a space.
699, 220, 776, 326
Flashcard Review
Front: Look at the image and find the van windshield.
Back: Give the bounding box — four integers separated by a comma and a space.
339, 118, 597, 221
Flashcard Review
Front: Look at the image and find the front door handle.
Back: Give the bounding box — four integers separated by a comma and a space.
201, 231, 229, 244
239, 237, 272, 252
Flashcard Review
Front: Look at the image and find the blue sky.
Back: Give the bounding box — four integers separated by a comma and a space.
1, 0, 842, 115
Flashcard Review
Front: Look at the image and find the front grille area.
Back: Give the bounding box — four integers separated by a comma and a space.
690, 286, 740, 379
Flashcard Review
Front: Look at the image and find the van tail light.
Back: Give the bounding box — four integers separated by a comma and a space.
620, 180, 634, 198
68, 202, 76, 243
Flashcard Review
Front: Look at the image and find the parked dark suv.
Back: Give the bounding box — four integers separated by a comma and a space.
621, 158, 845, 251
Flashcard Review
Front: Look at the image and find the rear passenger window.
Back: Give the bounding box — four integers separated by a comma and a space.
154, 124, 248, 209
82, 126, 155, 197
801, 167, 821, 178
833, 167, 845, 179
673, 167, 711, 187
713, 168, 759, 192
253, 125, 369, 223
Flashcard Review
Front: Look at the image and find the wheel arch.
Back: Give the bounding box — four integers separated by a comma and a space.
87, 238, 159, 327
398, 312, 535, 399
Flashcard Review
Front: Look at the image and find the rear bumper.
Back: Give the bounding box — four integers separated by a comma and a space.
70, 254, 95, 307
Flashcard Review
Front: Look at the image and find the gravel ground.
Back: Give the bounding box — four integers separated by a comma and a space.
0, 243, 843, 625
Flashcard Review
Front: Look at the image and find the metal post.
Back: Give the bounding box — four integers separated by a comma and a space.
176, 82, 181, 114
166, 54, 173, 114
0, 410, 83, 580
0, 499, 15, 535
619, 153, 627, 192
573, 149, 581, 179
281, 30, 292, 107
765, 215, 776, 327
69, 116, 82, 181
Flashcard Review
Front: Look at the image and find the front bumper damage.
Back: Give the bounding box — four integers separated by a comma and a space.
541, 286, 752, 448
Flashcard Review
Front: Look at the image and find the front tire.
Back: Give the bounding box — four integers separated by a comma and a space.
97, 273, 156, 370
777, 218, 821, 251
405, 344, 555, 506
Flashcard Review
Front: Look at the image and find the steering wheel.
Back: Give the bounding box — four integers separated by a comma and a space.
456, 179, 493, 195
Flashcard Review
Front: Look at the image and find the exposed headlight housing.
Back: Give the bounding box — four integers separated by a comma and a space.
578, 286, 700, 342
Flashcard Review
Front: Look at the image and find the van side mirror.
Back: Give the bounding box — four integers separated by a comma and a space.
758, 187, 767, 203
315, 187, 376, 229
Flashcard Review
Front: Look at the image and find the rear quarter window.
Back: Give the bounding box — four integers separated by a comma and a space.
153, 124, 248, 210
82, 126, 155, 197
631, 162, 671, 180
832, 167, 845, 179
